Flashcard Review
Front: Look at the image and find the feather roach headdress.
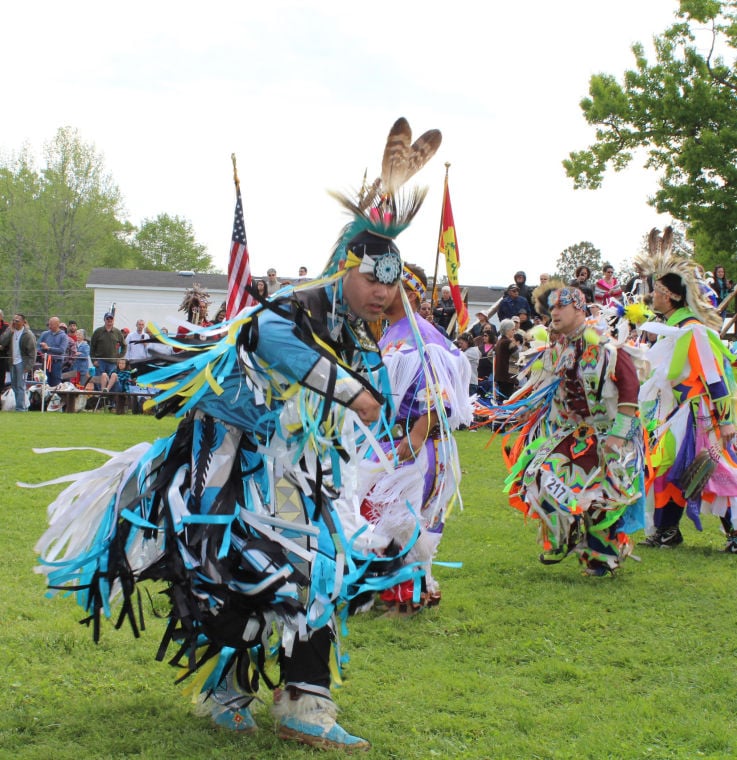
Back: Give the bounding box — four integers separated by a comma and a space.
179, 282, 211, 323
322, 117, 442, 280
634, 227, 721, 330
531, 277, 567, 320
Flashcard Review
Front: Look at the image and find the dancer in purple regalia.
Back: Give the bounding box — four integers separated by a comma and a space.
360, 263, 472, 610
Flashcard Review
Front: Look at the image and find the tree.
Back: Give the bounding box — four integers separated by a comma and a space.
0, 127, 130, 327
554, 241, 603, 283
0, 127, 217, 329
134, 213, 214, 272
563, 0, 737, 262
40, 127, 127, 317
0, 148, 45, 317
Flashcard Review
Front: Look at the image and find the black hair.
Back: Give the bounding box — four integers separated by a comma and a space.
346, 230, 400, 258
659, 273, 687, 303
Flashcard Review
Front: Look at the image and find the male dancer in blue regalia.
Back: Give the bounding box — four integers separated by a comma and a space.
34, 118, 442, 751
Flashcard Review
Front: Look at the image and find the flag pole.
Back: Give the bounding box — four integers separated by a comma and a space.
231, 153, 240, 189
432, 162, 450, 305
226, 153, 255, 318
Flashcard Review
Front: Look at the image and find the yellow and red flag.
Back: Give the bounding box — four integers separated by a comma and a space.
437, 173, 468, 332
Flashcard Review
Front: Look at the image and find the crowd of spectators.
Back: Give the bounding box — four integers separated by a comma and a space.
3, 262, 735, 412
0, 310, 176, 411
0, 270, 320, 411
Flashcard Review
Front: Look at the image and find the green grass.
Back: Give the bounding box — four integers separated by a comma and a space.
1, 415, 736, 759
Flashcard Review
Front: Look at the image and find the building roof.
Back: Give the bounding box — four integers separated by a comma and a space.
86, 268, 508, 306
86, 268, 228, 290
467, 285, 506, 303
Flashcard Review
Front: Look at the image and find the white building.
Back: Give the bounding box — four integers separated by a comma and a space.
86, 268, 507, 334
86, 269, 228, 332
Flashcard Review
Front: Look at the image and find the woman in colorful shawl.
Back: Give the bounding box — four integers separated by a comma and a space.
594, 263, 623, 306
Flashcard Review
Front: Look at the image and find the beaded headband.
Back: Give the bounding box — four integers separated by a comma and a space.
401, 265, 427, 300
653, 280, 683, 302
344, 248, 402, 285
547, 287, 585, 311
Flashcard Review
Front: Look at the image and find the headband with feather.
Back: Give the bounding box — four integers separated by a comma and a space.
322, 117, 442, 279
634, 227, 721, 330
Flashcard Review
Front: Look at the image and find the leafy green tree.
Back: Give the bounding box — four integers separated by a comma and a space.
554, 241, 603, 283
40, 127, 127, 318
0, 127, 215, 328
0, 127, 129, 327
95, 222, 144, 270
0, 148, 45, 318
134, 213, 214, 272
564, 0, 737, 261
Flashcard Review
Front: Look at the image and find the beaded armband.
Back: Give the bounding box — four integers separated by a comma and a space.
610, 412, 639, 441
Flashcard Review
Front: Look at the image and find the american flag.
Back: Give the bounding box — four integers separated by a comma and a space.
226, 183, 255, 318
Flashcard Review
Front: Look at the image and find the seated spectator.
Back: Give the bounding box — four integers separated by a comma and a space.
420, 299, 448, 337
213, 302, 227, 324
148, 328, 175, 358
708, 265, 731, 315
0, 313, 35, 410
477, 325, 496, 384
573, 266, 595, 304
67, 321, 79, 342
475, 322, 497, 347
512, 331, 526, 373
296, 266, 310, 282
38, 316, 69, 387
471, 310, 490, 338
115, 358, 134, 393
0, 310, 9, 390
265, 268, 281, 295
73, 329, 91, 386
457, 333, 480, 395
512, 271, 534, 312
126, 319, 151, 362
497, 285, 528, 321
494, 319, 518, 400
517, 308, 534, 332
85, 355, 127, 393
623, 262, 652, 301
60, 333, 74, 377
432, 286, 456, 333
90, 312, 125, 380
255, 279, 268, 299
419, 299, 433, 321
594, 263, 623, 305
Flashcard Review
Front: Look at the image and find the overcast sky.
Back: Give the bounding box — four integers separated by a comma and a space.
3, 1, 682, 288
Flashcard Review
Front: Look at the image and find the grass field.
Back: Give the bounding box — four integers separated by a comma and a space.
1, 413, 736, 759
